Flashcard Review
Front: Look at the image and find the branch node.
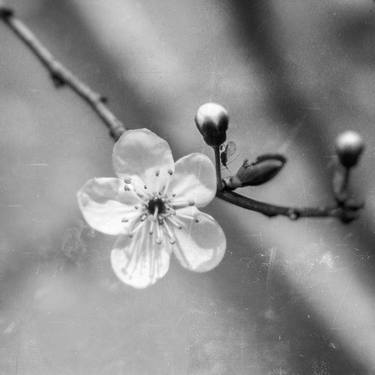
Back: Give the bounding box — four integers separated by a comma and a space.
50, 72, 66, 88
287, 209, 300, 221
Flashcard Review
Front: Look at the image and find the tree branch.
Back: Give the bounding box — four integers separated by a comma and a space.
218, 190, 340, 219
0, 3, 125, 140
0, 4, 363, 222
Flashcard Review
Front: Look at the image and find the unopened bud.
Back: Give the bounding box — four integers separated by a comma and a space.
335, 130, 364, 168
195, 102, 228, 146
235, 154, 286, 187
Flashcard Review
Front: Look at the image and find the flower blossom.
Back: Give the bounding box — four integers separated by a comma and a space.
77, 129, 226, 288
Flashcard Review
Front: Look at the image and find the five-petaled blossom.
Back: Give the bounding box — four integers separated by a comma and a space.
77, 129, 226, 288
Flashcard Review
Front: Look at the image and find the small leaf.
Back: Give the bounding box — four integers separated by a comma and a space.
235, 154, 286, 186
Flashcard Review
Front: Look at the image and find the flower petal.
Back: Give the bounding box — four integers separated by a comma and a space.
173, 207, 226, 272
77, 178, 140, 235
168, 153, 216, 207
111, 221, 171, 288
113, 129, 174, 193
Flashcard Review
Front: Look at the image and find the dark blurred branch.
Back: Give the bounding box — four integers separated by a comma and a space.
0, 3, 125, 140
0, 4, 363, 222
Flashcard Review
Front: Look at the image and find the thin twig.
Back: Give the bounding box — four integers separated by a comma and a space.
0, 4, 362, 221
213, 146, 223, 191
217, 190, 339, 219
0, 4, 125, 140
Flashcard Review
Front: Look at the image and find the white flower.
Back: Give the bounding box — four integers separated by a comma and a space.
77, 129, 226, 288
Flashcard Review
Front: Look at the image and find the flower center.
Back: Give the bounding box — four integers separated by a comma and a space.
147, 197, 166, 215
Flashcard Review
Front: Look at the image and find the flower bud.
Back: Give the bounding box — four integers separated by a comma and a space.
335, 130, 364, 168
195, 102, 228, 146
235, 154, 286, 187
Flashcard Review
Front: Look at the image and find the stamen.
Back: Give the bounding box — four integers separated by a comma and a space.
161, 176, 172, 195
168, 169, 173, 175
149, 218, 155, 235
165, 206, 176, 215
176, 212, 196, 221
155, 170, 160, 177
172, 200, 195, 209
121, 211, 143, 227
129, 220, 145, 237
163, 221, 176, 244
167, 216, 184, 230
124, 178, 132, 184
155, 221, 162, 244
153, 205, 159, 221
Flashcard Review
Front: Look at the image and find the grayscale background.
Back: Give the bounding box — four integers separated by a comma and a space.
1, 1, 375, 374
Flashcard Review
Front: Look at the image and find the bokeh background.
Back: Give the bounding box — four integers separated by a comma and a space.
1, 0, 375, 374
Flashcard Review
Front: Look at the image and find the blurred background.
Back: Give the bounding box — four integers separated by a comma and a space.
1, 0, 375, 374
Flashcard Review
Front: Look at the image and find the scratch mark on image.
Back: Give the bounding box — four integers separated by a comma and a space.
266, 247, 277, 292
26, 163, 49, 167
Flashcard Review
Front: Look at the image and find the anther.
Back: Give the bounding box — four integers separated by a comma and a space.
168, 169, 173, 175
124, 178, 132, 184
121, 218, 129, 223
167, 216, 184, 230
155, 170, 160, 177
144, 185, 148, 189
